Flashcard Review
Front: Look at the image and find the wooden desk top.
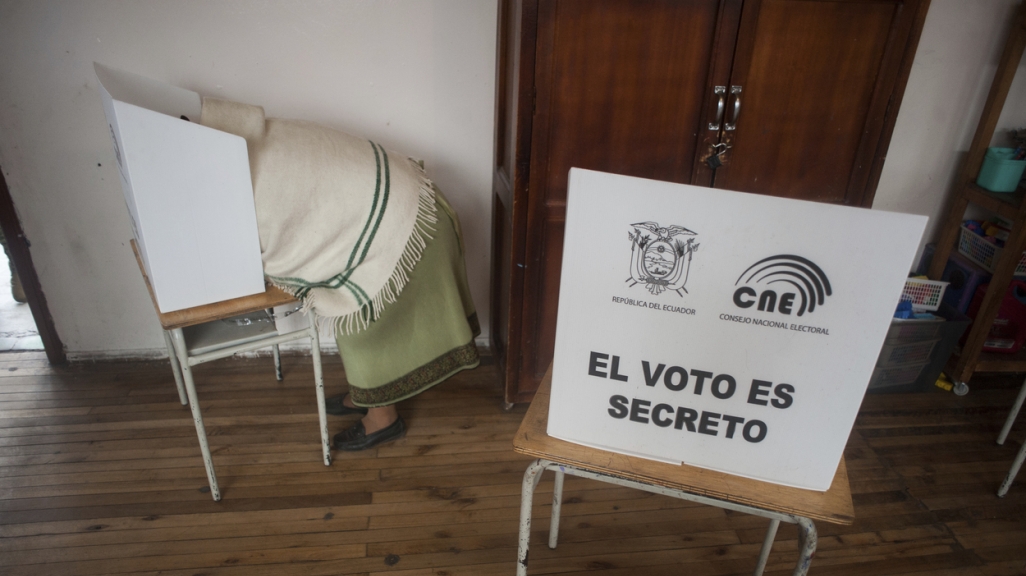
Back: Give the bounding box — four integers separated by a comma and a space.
131, 240, 297, 330
513, 366, 855, 526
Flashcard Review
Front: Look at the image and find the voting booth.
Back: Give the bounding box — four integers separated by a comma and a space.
548, 169, 927, 491
95, 63, 265, 313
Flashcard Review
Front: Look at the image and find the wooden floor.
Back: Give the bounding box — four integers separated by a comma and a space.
0, 351, 1025, 575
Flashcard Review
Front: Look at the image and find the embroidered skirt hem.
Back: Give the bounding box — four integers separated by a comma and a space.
335, 189, 480, 407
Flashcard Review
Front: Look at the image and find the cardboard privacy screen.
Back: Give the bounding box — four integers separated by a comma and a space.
547, 169, 927, 491
95, 63, 265, 313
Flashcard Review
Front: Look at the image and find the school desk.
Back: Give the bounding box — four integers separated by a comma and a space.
132, 240, 330, 501
513, 365, 855, 575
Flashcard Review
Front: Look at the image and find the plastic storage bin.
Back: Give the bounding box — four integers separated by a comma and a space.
877, 339, 939, 367
868, 363, 926, 390
869, 304, 971, 393
977, 147, 1026, 193
884, 315, 944, 342
957, 224, 1026, 275
901, 278, 948, 311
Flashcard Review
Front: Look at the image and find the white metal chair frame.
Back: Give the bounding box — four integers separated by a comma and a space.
997, 376, 1026, 497
516, 459, 818, 576
161, 313, 331, 502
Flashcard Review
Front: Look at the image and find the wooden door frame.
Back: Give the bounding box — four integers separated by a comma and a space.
862, 0, 933, 207
0, 168, 66, 364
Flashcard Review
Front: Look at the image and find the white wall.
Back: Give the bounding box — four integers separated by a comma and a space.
1, 0, 1023, 358
0, 0, 497, 357
874, 0, 1026, 264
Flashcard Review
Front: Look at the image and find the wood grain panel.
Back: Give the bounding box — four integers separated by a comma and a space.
714, 0, 917, 205
491, 0, 540, 403
489, 189, 513, 366
515, 0, 729, 403
537, 0, 724, 204
521, 216, 564, 395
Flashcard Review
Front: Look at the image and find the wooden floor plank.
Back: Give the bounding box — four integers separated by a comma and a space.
0, 352, 1024, 574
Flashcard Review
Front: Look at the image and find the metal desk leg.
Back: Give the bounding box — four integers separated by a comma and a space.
309, 315, 330, 466
169, 328, 221, 502
998, 437, 1026, 497
272, 344, 283, 381
996, 377, 1026, 497
793, 516, 818, 576
753, 518, 780, 576
266, 308, 284, 381
163, 330, 187, 406
549, 467, 565, 549
517, 459, 547, 576
998, 377, 1026, 445
515, 459, 818, 576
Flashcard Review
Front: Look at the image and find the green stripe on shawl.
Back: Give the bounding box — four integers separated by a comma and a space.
274, 140, 391, 303
347, 141, 385, 269
356, 142, 391, 266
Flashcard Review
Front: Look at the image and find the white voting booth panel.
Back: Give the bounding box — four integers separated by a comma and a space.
548, 169, 927, 491
95, 63, 265, 313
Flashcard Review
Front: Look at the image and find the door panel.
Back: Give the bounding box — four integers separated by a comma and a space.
516, 0, 734, 397
527, 215, 565, 388
538, 0, 730, 202
713, 0, 914, 204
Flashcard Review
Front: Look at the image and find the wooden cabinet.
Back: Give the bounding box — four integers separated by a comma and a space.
491, 0, 930, 404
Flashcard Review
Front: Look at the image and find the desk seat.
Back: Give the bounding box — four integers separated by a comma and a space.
183, 311, 278, 355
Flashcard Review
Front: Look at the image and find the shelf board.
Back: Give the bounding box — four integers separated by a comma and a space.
963, 182, 1026, 221
949, 345, 1026, 375
973, 348, 1026, 373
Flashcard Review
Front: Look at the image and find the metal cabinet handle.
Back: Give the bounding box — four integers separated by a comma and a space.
708, 86, 726, 130
724, 86, 742, 131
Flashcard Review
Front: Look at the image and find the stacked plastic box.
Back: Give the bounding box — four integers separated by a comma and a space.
867, 303, 971, 393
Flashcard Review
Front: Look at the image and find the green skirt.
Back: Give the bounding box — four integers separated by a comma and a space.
335, 190, 480, 407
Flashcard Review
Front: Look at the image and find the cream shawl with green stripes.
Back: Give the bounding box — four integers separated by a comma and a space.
200, 97, 436, 335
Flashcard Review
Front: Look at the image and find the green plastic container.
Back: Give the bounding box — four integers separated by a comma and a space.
977, 147, 1026, 192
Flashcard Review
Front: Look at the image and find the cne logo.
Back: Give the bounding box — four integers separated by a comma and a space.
733, 255, 832, 316
627, 221, 700, 296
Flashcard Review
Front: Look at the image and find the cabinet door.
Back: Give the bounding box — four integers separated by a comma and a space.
492, 0, 928, 403
512, 0, 741, 400
712, 0, 923, 205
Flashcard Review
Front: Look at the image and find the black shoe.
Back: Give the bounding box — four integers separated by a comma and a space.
333, 417, 406, 451
325, 393, 369, 416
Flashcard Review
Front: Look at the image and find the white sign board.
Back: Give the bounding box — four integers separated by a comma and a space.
95, 63, 265, 313
548, 169, 927, 491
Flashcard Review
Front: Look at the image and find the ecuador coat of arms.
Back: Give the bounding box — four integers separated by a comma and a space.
627, 221, 699, 296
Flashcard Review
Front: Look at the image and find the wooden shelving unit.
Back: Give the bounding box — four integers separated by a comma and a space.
928, 3, 1026, 390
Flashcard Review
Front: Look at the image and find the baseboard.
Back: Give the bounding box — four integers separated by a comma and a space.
65, 339, 492, 363
66, 342, 339, 363
66, 348, 168, 362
